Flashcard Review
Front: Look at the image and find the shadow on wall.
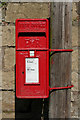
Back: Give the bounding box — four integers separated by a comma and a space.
15, 98, 43, 120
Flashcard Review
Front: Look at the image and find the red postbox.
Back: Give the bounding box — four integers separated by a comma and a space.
16, 19, 49, 98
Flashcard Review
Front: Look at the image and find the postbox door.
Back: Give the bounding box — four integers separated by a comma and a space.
16, 50, 49, 98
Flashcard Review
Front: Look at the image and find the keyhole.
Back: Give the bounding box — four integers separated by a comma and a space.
22, 72, 24, 74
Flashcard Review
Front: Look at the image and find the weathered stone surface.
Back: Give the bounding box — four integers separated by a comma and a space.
0, 113, 2, 120
79, 26, 80, 47
0, 8, 2, 23
71, 91, 78, 102
0, 48, 2, 71
2, 91, 15, 112
2, 71, 15, 89
72, 3, 78, 20
0, 100, 2, 119
0, 93, 2, 117
0, 36, 2, 49
4, 48, 15, 70
5, 3, 50, 22
71, 72, 78, 91
2, 3, 8, 22
0, 90, 2, 101
72, 3, 78, 26
71, 3, 79, 118
72, 26, 78, 47
2, 25, 15, 46
78, 91, 80, 117
78, 74, 80, 91
2, 112, 15, 118
0, 70, 2, 88
71, 91, 78, 117
0, 26, 2, 36
72, 49, 78, 72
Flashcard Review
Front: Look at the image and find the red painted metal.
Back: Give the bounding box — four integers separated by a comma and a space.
49, 85, 74, 91
16, 48, 73, 51
16, 19, 73, 99
16, 19, 49, 98
49, 49, 73, 52
16, 19, 49, 50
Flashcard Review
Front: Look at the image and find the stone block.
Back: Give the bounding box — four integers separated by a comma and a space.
72, 49, 78, 72
2, 71, 15, 90
72, 3, 78, 26
2, 112, 15, 118
0, 93, 1, 98
0, 36, 2, 47
0, 70, 2, 88
4, 48, 15, 71
0, 113, 2, 120
71, 91, 78, 117
71, 72, 78, 91
72, 3, 78, 20
79, 29, 80, 47
78, 74, 80, 91
0, 8, 2, 23
5, 3, 50, 22
2, 25, 15, 46
72, 26, 78, 47
0, 26, 2, 36
71, 91, 78, 102
0, 48, 2, 71
0, 100, 2, 119
2, 91, 15, 112
78, 91, 80, 117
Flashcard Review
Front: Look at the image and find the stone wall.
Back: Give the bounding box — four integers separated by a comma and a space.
71, 2, 80, 118
0, 5, 2, 120
1, 2, 50, 119
1, 2, 80, 119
